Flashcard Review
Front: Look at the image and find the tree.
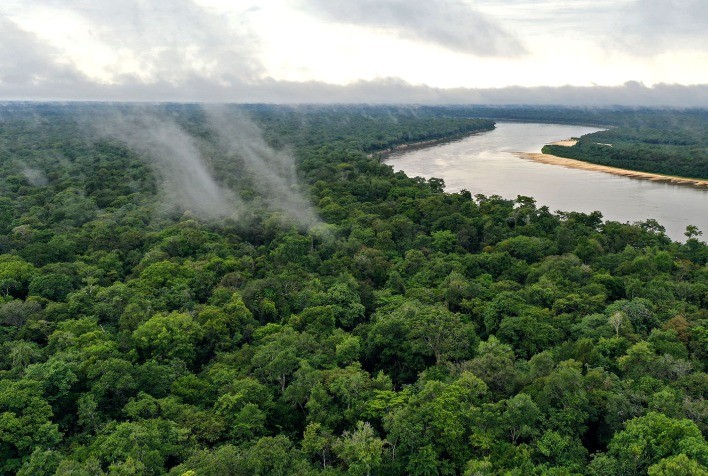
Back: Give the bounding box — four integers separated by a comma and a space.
132, 312, 203, 364
214, 396, 266, 442
334, 421, 385, 476
384, 374, 486, 472
16, 449, 62, 476
497, 308, 560, 359
466, 336, 519, 398
243, 435, 301, 476
663, 315, 691, 344
684, 225, 702, 239
0, 255, 37, 298
28, 274, 75, 302
503, 393, 541, 444
535, 430, 588, 473
7, 340, 41, 371
0, 300, 40, 328
0, 379, 61, 474
397, 300, 477, 365
302, 422, 334, 469
325, 275, 367, 328
618, 341, 658, 379
365, 303, 427, 384
608, 310, 634, 338
648, 454, 708, 475
197, 304, 244, 353
607, 298, 658, 336
538, 360, 590, 436
608, 412, 708, 474
431, 230, 457, 253
497, 235, 555, 263
251, 326, 301, 393
48, 187, 97, 226
24, 357, 79, 412
89, 419, 183, 475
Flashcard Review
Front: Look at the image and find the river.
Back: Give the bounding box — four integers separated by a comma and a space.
385, 122, 708, 242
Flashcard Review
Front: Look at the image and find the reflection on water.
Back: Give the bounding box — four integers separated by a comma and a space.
386, 122, 708, 242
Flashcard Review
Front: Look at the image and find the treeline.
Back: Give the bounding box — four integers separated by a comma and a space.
243, 104, 708, 180
436, 104, 708, 180
430, 105, 708, 129
238, 104, 496, 152
0, 104, 706, 475
542, 121, 708, 179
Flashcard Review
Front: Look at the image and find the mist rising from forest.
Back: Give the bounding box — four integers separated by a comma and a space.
204, 105, 319, 227
20, 166, 48, 186
92, 107, 318, 228
94, 111, 240, 218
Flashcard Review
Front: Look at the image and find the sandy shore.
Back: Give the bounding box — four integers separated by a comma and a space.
518, 152, 708, 189
549, 139, 578, 147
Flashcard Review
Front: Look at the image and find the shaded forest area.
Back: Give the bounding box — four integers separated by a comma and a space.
0, 104, 706, 475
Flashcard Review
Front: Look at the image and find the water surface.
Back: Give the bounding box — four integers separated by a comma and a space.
386, 122, 708, 242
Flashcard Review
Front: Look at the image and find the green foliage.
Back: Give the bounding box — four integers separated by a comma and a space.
0, 104, 705, 475
648, 454, 708, 476
0, 255, 37, 298
0, 379, 62, 473
539, 110, 708, 180
133, 312, 204, 363
608, 412, 708, 474
333, 421, 385, 476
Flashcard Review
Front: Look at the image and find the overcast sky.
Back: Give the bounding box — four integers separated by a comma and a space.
1, 0, 707, 105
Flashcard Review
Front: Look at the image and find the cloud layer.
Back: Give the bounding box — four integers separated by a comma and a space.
616, 0, 708, 54
0, 0, 705, 105
300, 0, 526, 56
3, 77, 706, 107
1, 0, 259, 87
0, 17, 80, 86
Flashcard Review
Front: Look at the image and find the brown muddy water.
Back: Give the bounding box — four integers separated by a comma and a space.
385, 122, 708, 242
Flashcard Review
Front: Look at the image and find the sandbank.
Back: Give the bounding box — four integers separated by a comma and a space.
517, 151, 708, 189
549, 139, 578, 147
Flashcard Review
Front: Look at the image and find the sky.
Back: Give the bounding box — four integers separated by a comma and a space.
1, 0, 707, 105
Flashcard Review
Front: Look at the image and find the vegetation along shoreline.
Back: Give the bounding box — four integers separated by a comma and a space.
519, 143, 708, 189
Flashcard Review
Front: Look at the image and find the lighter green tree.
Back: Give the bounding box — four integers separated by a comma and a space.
333, 421, 385, 476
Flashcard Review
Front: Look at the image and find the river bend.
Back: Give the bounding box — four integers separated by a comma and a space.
385, 122, 708, 242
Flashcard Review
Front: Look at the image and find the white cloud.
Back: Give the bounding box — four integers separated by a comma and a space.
1, 0, 261, 86
0, 0, 705, 103
613, 0, 708, 55
0, 17, 83, 85
299, 0, 527, 57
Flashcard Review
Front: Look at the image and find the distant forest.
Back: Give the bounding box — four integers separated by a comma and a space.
0, 104, 706, 475
433, 105, 708, 180
541, 110, 708, 180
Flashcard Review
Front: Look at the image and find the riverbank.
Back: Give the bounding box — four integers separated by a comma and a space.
372, 127, 494, 159
550, 139, 578, 147
518, 151, 708, 189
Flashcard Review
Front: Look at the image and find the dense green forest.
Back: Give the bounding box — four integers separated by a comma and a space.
323, 104, 708, 180
508, 107, 708, 180
0, 104, 706, 475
